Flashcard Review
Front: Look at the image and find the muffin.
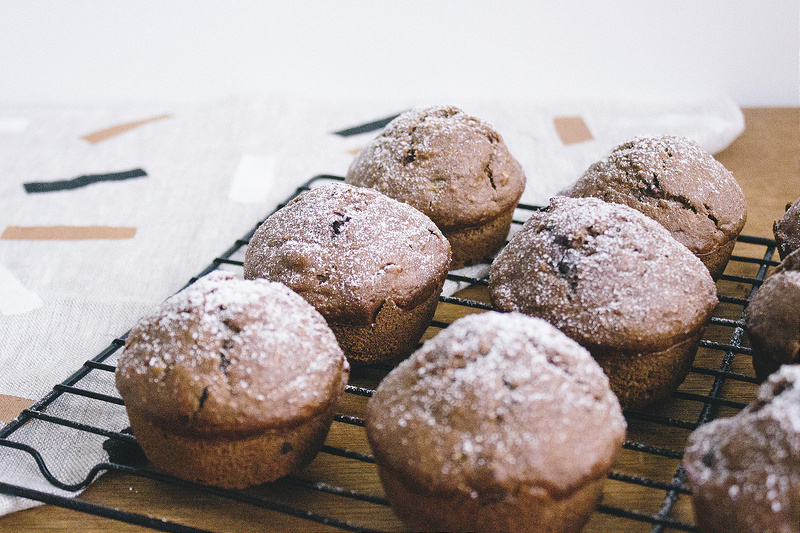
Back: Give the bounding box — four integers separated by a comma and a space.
563, 135, 747, 278
365, 311, 626, 533
745, 248, 800, 381
489, 196, 719, 410
243, 183, 451, 365
115, 272, 350, 489
345, 105, 526, 269
774, 197, 800, 260
683, 364, 800, 533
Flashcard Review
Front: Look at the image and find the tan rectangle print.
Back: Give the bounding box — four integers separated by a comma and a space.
0, 394, 34, 424
553, 116, 594, 145
81, 114, 171, 144
1, 226, 137, 240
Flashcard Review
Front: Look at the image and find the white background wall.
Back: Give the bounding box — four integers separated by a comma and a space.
0, 0, 797, 107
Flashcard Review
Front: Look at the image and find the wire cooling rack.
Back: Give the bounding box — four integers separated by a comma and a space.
0, 174, 779, 532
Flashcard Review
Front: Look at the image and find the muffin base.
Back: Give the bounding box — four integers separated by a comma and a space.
751, 348, 778, 383
126, 400, 340, 489
690, 486, 789, 533
376, 464, 605, 533
751, 346, 800, 382
445, 209, 515, 270
591, 333, 702, 411
330, 279, 444, 365
697, 239, 736, 280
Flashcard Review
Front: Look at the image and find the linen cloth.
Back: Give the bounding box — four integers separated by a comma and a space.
0, 93, 744, 515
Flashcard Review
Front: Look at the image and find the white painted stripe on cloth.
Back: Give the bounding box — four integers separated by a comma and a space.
0, 117, 29, 133
228, 154, 277, 204
0, 263, 43, 315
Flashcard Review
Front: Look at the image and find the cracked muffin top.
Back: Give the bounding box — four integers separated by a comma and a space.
344, 105, 526, 229
115, 272, 349, 436
243, 183, 451, 325
489, 196, 718, 352
564, 135, 746, 259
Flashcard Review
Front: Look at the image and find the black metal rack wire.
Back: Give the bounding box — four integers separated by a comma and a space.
0, 174, 779, 532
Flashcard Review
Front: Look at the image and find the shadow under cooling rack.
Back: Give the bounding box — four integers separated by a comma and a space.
0, 174, 779, 532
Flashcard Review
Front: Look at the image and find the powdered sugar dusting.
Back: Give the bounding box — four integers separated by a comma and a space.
116, 271, 348, 430
349, 106, 499, 188
583, 135, 730, 195
684, 365, 800, 533
345, 105, 526, 228
367, 311, 626, 497
566, 135, 746, 252
243, 183, 450, 324
489, 196, 718, 351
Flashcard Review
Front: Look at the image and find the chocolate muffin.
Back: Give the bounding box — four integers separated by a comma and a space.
774, 197, 800, 260
366, 311, 626, 533
345, 105, 526, 269
115, 272, 350, 489
243, 183, 451, 365
563, 135, 747, 278
489, 196, 719, 410
683, 364, 800, 533
745, 248, 800, 381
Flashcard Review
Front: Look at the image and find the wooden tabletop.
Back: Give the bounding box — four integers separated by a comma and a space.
2, 107, 797, 532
